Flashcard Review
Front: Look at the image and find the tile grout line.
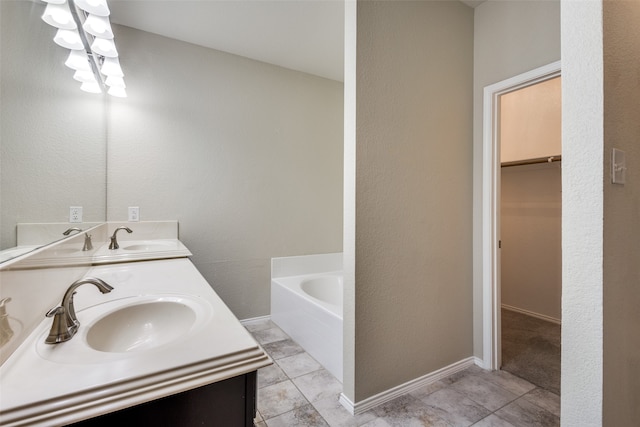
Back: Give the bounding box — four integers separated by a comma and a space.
252, 327, 337, 426
267, 348, 337, 426
252, 322, 560, 427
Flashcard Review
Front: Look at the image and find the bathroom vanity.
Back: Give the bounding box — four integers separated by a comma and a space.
0, 225, 270, 426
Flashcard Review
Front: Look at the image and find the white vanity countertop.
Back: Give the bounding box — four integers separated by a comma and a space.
13, 239, 192, 268
0, 258, 270, 427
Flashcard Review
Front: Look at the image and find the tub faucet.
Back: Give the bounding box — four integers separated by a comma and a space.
45, 277, 113, 344
62, 227, 82, 236
108, 226, 133, 250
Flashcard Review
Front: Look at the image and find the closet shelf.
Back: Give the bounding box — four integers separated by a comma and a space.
501, 155, 561, 168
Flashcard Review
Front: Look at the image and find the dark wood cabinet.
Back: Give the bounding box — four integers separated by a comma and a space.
69, 371, 257, 427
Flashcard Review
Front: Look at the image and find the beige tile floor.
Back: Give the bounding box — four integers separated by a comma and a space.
246, 320, 560, 427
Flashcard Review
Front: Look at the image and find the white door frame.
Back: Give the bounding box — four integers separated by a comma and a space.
482, 60, 561, 370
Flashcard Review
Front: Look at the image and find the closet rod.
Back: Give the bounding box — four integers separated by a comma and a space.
501, 155, 561, 168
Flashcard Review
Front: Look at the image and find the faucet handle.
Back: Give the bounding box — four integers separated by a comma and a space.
46, 306, 65, 318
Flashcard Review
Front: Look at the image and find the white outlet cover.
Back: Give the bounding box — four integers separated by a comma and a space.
70, 206, 83, 223
128, 206, 140, 222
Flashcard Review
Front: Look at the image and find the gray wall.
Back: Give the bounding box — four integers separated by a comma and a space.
501, 162, 561, 321
602, 1, 640, 424
0, 1, 107, 250
344, 0, 474, 402
472, 0, 561, 359
107, 25, 344, 320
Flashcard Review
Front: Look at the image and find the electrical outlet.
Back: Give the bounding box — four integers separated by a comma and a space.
128, 206, 140, 222
69, 206, 83, 223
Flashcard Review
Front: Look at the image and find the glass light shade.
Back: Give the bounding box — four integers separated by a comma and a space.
65, 49, 91, 71
100, 57, 124, 77
105, 75, 126, 88
74, 0, 110, 17
53, 29, 83, 50
108, 86, 127, 98
80, 81, 102, 94
91, 37, 118, 57
83, 14, 114, 39
73, 70, 97, 83
42, 2, 76, 30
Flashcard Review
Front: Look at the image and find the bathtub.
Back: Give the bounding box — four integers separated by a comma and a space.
271, 271, 343, 382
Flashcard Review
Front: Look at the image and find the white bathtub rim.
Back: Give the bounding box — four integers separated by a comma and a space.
271, 271, 343, 319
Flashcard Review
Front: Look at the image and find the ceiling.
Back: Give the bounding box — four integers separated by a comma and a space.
108, 0, 484, 83
109, 0, 345, 82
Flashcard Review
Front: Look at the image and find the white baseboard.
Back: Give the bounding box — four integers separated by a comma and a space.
339, 357, 476, 415
239, 315, 271, 326
502, 304, 561, 325
473, 356, 490, 370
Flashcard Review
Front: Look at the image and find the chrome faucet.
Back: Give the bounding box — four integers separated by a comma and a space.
108, 226, 133, 250
45, 278, 113, 344
0, 298, 14, 347
63, 227, 93, 251
62, 227, 82, 236
82, 233, 93, 251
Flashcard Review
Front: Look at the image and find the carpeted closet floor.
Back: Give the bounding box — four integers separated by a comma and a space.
501, 309, 561, 395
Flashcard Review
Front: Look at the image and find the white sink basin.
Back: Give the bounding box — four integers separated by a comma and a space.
87, 300, 197, 353
48, 247, 85, 256
36, 294, 214, 363
88, 239, 193, 265
120, 242, 175, 252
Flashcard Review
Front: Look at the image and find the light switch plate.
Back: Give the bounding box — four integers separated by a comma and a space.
612, 148, 626, 185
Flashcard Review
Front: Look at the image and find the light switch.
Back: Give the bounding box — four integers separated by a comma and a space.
612, 148, 626, 185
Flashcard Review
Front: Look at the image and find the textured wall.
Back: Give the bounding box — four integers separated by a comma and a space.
561, 1, 604, 424
473, 0, 561, 359
602, 0, 640, 424
106, 25, 344, 320
0, 1, 107, 250
347, 0, 473, 402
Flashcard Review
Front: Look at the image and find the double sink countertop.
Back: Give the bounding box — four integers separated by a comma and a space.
0, 257, 270, 426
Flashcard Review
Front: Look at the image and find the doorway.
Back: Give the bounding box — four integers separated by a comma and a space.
481, 61, 561, 374
498, 76, 562, 394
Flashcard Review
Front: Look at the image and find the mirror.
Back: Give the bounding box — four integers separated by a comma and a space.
0, 0, 107, 262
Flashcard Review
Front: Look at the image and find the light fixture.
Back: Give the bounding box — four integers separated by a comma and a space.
80, 81, 102, 94
53, 28, 83, 50
65, 49, 91, 71
41, 0, 127, 97
82, 14, 113, 38
42, 2, 76, 29
107, 86, 127, 98
73, 69, 97, 83
90, 37, 117, 57
100, 57, 123, 77
75, 0, 110, 17
105, 75, 125, 88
